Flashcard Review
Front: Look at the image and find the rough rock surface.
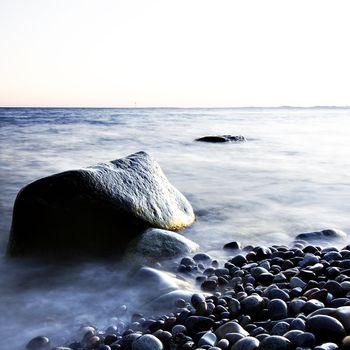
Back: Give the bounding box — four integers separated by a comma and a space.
7, 152, 195, 257
125, 228, 199, 264
195, 135, 246, 143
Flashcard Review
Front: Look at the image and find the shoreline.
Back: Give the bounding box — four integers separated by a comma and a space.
25, 239, 350, 350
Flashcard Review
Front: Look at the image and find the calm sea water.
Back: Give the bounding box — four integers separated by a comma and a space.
1, 107, 350, 348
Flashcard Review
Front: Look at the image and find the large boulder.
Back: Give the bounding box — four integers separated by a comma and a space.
124, 228, 199, 265
7, 152, 195, 258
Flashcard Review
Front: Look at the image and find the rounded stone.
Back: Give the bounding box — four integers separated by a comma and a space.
132, 334, 163, 350
259, 335, 291, 350
341, 336, 350, 350
303, 299, 325, 314
295, 332, 316, 348
283, 330, 304, 345
228, 298, 241, 316
231, 336, 260, 350
216, 339, 229, 349
26, 336, 50, 350
215, 321, 249, 339
126, 229, 199, 264
271, 321, 289, 336
171, 324, 187, 336
241, 294, 264, 315
266, 288, 290, 301
268, 299, 288, 320
184, 316, 215, 334
334, 306, 350, 332
198, 331, 217, 347
191, 293, 206, 307
306, 315, 346, 342
290, 276, 306, 289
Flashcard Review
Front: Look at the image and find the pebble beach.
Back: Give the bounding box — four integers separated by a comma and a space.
27, 239, 350, 350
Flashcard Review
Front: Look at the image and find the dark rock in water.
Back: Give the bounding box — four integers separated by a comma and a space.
193, 252, 212, 262
295, 229, 347, 242
195, 135, 246, 143
26, 336, 50, 350
306, 315, 346, 342
223, 241, 241, 251
7, 152, 195, 258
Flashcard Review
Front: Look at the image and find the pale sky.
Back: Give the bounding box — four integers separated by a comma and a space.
0, 0, 349, 107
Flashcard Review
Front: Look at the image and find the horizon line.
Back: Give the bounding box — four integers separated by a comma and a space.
1, 105, 350, 109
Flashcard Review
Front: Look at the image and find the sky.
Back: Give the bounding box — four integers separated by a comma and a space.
0, 0, 349, 107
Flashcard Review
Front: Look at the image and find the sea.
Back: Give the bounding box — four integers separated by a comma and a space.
0, 107, 350, 349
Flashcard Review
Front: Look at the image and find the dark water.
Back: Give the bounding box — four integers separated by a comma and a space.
0, 107, 350, 348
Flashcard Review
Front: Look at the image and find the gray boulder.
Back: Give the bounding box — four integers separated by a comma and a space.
125, 228, 199, 265
7, 152, 195, 258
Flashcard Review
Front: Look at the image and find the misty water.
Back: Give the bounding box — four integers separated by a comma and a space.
1, 107, 350, 349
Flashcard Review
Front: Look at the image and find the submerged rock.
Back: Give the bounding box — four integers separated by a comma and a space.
295, 229, 347, 243
7, 152, 195, 258
125, 228, 199, 265
195, 135, 246, 143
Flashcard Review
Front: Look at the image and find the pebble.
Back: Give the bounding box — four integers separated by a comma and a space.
259, 335, 291, 350
231, 336, 260, 350
184, 316, 215, 334
132, 334, 163, 350
306, 315, 346, 342
215, 321, 249, 339
240, 294, 264, 314
26, 336, 50, 350
198, 331, 217, 347
268, 299, 288, 320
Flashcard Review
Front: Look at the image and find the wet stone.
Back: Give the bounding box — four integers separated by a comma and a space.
303, 299, 325, 314
295, 332, 316, 348
184, 316, 215, 334
198, 331, 217, 347
231, 336, 260, 350
230, 255, 247, 267
26, 336, 50, 350
223, 241, 241, 251
259, 335, 291, 350
306, 315, 346, 343
132, 334, 163, 350
241, 294, 264, 315
215, 321, 249, 339
268, 299, 288, 320
271, 321, 289, 335
283, 330, 304, 345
